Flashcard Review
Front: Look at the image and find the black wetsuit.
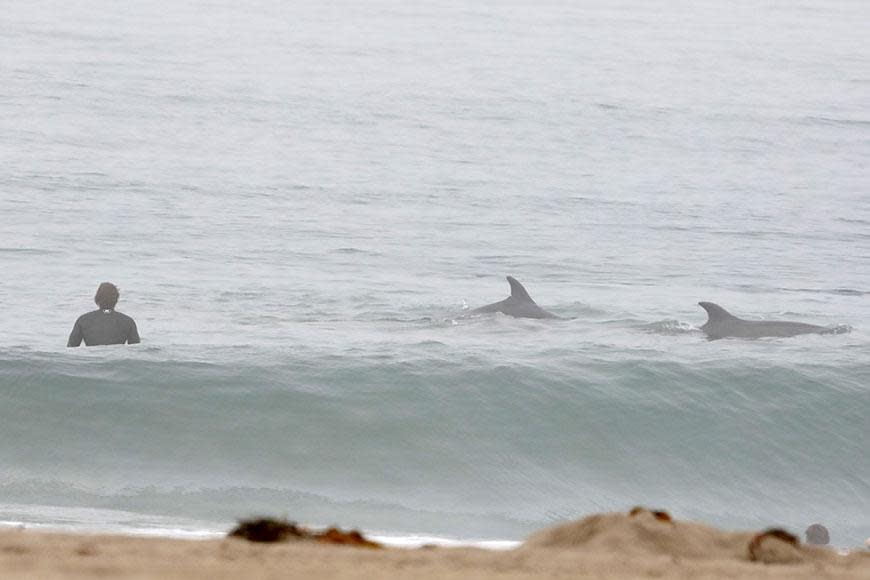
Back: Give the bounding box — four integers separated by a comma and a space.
67, 310, 140, 347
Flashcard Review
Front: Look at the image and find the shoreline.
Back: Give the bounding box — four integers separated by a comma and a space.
2, 511, 868, 579
0, 521, 519, 550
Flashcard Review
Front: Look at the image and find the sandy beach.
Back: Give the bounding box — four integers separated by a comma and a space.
3, 511, 868, 579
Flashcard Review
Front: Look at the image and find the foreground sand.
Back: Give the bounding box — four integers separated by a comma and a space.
2, 511, 869, 579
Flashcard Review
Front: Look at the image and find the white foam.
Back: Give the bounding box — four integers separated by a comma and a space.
0, 505, 518, 550
370, 533, 519, 550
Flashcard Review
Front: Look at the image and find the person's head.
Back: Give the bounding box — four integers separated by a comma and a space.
94, 282, 120, 311
805, 523, 829, 546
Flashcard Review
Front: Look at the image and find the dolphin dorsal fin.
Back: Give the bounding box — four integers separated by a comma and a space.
507, 276, 535, 302
698, 302, 737, 322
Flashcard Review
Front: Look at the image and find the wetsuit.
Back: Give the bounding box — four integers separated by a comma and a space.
67, 309, 140, 347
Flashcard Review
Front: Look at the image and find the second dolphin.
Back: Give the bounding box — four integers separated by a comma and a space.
470, 276, 560, 319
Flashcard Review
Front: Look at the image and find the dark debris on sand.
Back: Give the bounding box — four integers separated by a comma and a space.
228, 517, 381, 549
747, 528, 802, 564
629, 506, 673, 523
228, 518, 305, 543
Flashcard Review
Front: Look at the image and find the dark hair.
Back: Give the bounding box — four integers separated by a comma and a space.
94, 282, 120, 310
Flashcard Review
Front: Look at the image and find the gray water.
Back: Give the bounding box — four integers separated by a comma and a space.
1, 0, 869, 546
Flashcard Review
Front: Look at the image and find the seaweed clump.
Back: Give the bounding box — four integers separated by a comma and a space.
628, 506, 673, 523
747, 528, 801, 564
316, 527, 382, 549
228, 518, 305, 543
228, 517, 381, 549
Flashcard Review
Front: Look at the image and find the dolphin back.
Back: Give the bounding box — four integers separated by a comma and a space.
699, 302, 833, 339
469, 276, 559, 319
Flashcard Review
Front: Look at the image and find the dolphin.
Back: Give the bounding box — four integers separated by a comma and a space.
698, 302, 835, 340
470, 276, 560, 319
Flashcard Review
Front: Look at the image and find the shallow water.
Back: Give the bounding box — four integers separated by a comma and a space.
1, 0, 869, 546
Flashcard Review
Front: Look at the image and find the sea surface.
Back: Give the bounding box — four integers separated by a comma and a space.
1, 0, 868, 548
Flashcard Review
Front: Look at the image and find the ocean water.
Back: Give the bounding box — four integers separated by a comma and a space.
1, 0, 869, 547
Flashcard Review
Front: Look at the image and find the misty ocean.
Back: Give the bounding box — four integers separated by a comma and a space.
1, 0, 868, 547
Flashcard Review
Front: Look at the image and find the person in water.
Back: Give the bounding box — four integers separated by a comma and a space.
67, 282, 140, 347
804, 523, 830, 546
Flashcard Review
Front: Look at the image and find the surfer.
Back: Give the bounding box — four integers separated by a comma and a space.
804, 524, 829, 546
67, 282, 141, 347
